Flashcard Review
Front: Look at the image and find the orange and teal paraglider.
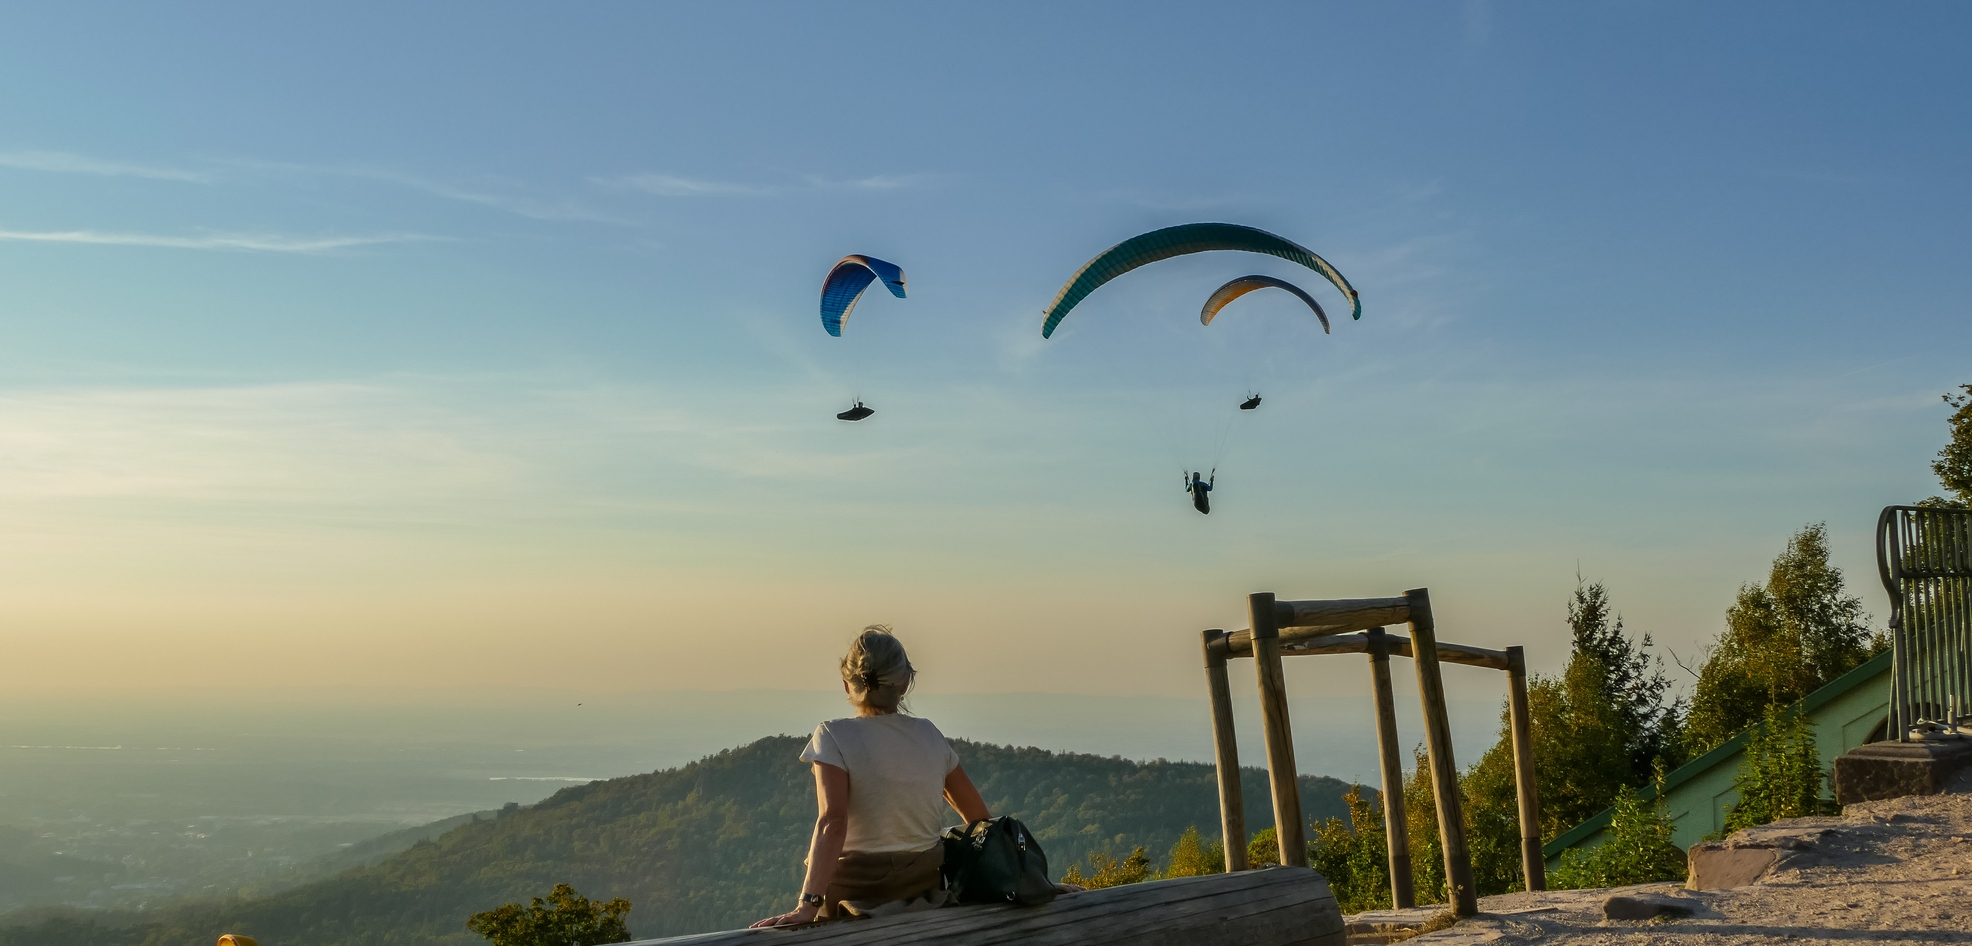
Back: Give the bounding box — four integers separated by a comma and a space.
1201, 275, 1330, 333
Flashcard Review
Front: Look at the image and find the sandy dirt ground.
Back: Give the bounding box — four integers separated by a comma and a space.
1364, 771, 1972, 945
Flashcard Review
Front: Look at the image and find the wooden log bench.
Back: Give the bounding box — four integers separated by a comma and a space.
627, 867, 1343, 946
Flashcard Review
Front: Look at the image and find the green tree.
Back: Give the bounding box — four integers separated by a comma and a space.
1684, 524, 1881, 753
1306, 785, 1392, 913
1923, 383, 1972, 508
1400, 748, 1447, 904
1058, 847, 1152, 889
1565, 580, 1683, 779
466, 884, 631, 946
1721, 704, 1831, 834
1158, 825, 1225, 878
1245, 826, 1280, 868
1458, 581, 1681, 896
1547, 783, 1685, 890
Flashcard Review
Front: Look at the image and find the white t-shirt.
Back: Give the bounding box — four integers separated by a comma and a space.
800, 714, 962, 854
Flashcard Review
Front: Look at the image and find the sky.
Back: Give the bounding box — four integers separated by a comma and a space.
1, 3, 1968, 774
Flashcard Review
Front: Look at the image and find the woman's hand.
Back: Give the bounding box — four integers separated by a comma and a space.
749, 903, 820, 928
1054, 882, 1086, 894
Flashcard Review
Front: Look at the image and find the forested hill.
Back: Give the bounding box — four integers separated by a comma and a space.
0, 736, 1356, 946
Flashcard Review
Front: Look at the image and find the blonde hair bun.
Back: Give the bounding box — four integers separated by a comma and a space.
842, 625, 914, 712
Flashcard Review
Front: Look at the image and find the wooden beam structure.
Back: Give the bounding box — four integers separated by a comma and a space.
1364, 627, 1414, 909
1505, 645, 1545, 892
1201, 628, 1249, 871
1226, 629, 1512, 672
1248, 592, 1309, 868
1206, 587, 1540, 917
628, 867, 1344, 946
1405, 588, 1477, 917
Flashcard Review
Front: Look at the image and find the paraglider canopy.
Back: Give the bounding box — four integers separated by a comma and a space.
1239, 395, 1262, 411
820, 255, 907, 337
1040, 223, 1358, 338
1202, 275, 1330, 334
836, 401, 875, 422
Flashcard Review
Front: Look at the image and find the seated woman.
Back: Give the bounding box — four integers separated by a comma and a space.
753, 626, 1068, 928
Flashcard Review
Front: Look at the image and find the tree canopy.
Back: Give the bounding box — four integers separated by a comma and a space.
1925, 383, 1972, 508
1683, 523, 1881, 754
467, 884, 630, 946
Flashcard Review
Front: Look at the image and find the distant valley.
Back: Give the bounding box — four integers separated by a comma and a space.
0, 736, 1358, 946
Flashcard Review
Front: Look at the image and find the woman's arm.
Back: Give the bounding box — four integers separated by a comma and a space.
943, 764, 990, 824
751, 762, 850, 928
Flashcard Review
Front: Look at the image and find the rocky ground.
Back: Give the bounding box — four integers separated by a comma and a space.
1351, 770, 1972, 946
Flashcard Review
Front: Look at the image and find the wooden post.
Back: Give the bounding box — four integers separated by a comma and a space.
1249, 592, 1307, 868
1202, 628, 1249, 871
1365, 626, 1415, 908
1406, 588, 1477, 917
1505, 645, 1545, 892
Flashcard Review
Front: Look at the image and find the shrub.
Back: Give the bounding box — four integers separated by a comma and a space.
1548, 784, 1685, 890
1059, 847, 1152, 889
1722, 703, 1833, 833
1246, 827, 1280, 867
1306, 785, 1392, 913
466, 884, 631, 946
1160, 825, 1226, 878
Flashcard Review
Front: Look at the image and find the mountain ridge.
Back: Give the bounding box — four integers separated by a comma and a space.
0, 734, 1358, 945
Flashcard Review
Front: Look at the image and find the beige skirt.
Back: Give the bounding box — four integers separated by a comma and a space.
824, 845, 947, 919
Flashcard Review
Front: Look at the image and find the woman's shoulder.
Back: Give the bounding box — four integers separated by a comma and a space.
819, 714, 946, 735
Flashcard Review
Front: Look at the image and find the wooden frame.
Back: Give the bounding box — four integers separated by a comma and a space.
1202, 587, 1541, 917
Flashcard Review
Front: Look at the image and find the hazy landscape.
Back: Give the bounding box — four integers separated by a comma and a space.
0, 686, 1497, 918
0, 734, 1356, 944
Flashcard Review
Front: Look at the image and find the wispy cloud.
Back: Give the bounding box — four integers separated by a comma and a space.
357, 170, 635, 224
0, 150, 210, 183
601, 173, 770, 197
216, 157, 633, 224
0, 228, 435, 253
803, 172, 936, 191
601, 170, 938, 198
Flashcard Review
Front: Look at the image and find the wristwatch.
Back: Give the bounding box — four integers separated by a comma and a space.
800, 893, 825, 908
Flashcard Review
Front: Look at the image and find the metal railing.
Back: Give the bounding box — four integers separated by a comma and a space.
1878, 505, 1972, 740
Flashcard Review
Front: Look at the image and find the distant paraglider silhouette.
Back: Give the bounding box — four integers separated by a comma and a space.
1239, 395, 1262, 411
837, 401, 875, 422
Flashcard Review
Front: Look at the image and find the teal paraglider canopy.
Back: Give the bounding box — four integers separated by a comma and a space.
1201, 275, 1330, 334
820, 255, 907, 337
1039, 223, 1358, 338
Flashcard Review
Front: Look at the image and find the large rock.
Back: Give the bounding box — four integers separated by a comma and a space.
1686, 826, 1827, 890
1833, 736, 1972, 804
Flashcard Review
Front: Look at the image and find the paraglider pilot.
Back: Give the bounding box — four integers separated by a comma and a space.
1184, 470, 1214, 515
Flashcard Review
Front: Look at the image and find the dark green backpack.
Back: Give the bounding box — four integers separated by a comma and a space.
940, 816, 1057, 906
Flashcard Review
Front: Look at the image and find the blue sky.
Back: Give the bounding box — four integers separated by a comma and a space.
0, 3, 1967, 768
